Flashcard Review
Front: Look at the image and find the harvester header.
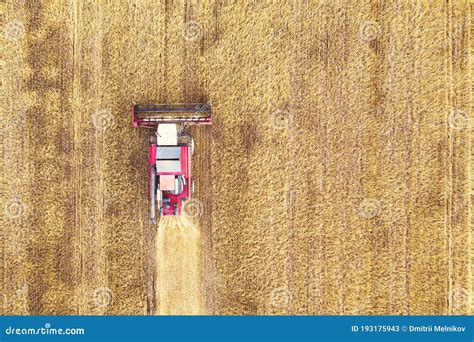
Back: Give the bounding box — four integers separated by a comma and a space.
132, 103, 212, 127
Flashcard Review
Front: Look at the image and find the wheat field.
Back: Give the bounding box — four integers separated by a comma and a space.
1, 0, 472, 315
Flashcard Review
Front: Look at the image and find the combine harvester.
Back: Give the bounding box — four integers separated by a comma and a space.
132, 103, 211, 223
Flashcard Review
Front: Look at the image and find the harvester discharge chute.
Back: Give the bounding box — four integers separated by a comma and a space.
132, 103, 211, 224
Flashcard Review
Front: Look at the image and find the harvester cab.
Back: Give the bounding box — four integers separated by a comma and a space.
131, 103, 211, 224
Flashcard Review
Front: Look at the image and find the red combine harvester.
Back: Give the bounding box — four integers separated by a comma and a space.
131, 103, 211, 223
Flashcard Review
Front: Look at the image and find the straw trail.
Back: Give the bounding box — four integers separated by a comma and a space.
156, 216, 204, 315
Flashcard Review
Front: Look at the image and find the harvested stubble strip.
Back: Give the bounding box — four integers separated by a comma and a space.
155, 216, 204, 315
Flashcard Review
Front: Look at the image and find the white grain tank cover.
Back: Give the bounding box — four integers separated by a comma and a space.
157, 123, 178, 146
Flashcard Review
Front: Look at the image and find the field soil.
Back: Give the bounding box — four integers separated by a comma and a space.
1, 0, 473, 315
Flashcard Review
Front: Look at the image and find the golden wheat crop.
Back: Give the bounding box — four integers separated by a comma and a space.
1, 0, 472, 315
